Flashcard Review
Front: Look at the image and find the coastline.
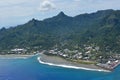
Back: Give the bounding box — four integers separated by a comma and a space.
0, 54, 34, 59
38, 54, 110, 72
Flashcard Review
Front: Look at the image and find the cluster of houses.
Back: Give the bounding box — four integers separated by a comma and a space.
44, 45, 100, 60
43, 44, 120, 70
45, 44, 96, 58
46, 49, 69, 58
11, 48, 27, 54
0, 48, 39, 55
0, 48, 27, 55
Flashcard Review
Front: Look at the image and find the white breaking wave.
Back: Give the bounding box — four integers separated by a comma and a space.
37, 57, 110, 72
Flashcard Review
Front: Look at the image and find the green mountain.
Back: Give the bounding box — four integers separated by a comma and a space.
0, 9, 120, 53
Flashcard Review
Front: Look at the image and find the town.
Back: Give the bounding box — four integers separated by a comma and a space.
42, 44, 120, 71
0, 44, 120, 71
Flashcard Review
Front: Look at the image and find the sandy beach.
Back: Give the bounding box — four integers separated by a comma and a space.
38, 53, 110, 72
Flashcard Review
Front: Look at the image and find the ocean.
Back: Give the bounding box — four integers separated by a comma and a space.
0, 55, 120, 80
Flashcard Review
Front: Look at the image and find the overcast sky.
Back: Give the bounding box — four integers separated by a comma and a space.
0, 0, 120, 28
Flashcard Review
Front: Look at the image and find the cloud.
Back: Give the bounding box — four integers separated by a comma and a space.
39, 0, 56, 11
0, 0, 120, 27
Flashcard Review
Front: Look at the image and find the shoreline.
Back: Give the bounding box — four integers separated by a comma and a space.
0, 54, 35, 59
38, 54, 110, 72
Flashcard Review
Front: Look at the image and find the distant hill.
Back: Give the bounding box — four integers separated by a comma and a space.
0, 9, 120, 53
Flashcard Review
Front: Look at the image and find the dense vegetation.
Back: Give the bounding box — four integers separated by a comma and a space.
0, 9, 120, 54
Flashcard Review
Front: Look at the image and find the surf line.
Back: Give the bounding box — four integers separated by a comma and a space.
37, 57, 110, 72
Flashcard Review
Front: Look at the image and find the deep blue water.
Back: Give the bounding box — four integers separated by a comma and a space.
0, 56, 120, 80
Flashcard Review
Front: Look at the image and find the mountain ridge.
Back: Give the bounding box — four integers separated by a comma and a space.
0, 9, 120, 54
